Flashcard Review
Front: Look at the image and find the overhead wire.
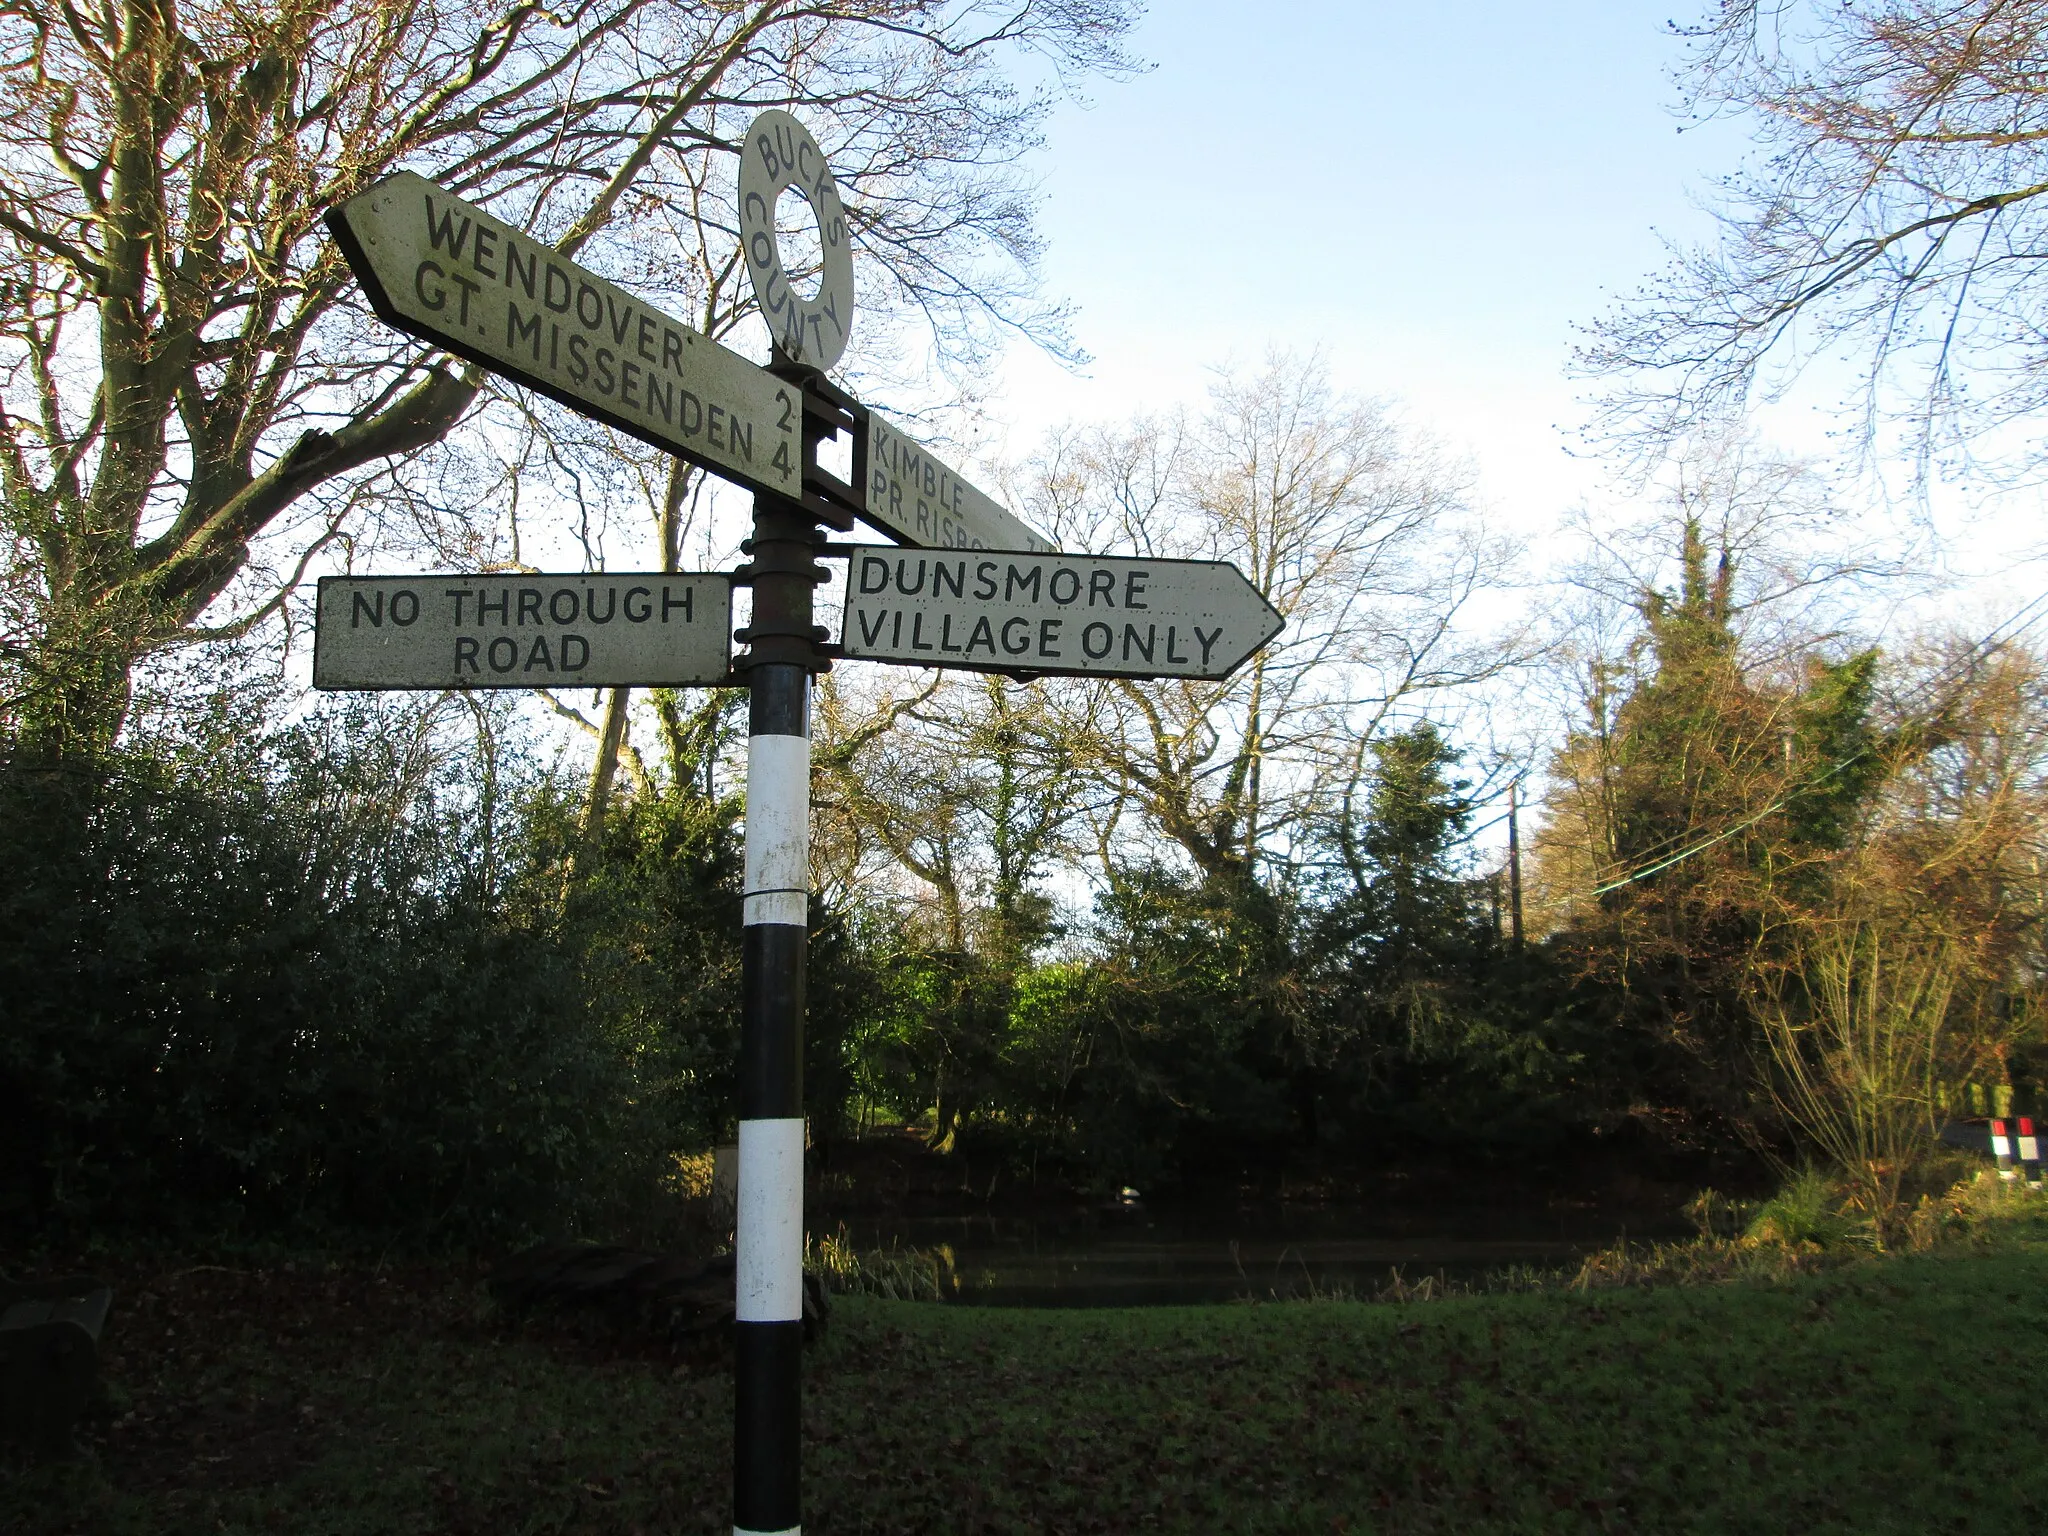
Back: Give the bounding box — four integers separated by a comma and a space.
1581, 591, 2048, 897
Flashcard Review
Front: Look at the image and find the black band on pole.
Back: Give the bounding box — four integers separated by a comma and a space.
752, 675, 809, 737
734, 1320, 805, 1533
741, 922, 805, 1120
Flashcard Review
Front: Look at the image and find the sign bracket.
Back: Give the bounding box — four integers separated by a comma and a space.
787, 356, 865, 532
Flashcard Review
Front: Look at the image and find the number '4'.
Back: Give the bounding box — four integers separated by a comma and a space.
772, 390, 795, 478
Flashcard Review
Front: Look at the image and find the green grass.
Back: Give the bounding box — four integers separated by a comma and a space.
10, 1210, 2048, 1534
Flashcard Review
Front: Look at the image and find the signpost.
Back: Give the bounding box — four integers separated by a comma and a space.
312, 574, 731, 690
318, 117, 1281, 1536
839, 547, 1282, 680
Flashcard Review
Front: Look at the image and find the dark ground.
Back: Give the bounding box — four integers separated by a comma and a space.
7, 1223, 2048, 1534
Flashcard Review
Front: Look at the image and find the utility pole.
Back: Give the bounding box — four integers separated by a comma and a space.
1508, 780, 1524, 947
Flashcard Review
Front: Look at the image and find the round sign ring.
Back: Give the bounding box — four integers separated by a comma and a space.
739, 110, 855, 372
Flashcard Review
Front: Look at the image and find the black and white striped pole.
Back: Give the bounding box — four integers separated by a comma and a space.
733, 488, 816, 1536
732, 108, 859, 1536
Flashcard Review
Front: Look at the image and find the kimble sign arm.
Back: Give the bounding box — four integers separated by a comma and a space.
860, 411, 1056, 554
324, 173, 800, 500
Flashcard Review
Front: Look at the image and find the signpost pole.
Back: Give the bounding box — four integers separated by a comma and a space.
733, 474, 823, 1536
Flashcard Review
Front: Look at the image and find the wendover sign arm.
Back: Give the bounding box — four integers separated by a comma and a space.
324, 173, 801, 500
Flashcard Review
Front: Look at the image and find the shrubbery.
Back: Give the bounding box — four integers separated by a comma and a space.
0, 707, 739, 1247
836, 729, 1620, 1189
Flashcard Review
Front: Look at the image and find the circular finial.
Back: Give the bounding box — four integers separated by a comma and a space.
738, 110, 854, 372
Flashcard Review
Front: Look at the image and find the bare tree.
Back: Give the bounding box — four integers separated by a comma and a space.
1757, 905, 1959, 1239
1865, 629, 2048, 1041
813, 669, 967, 945
1580, 1, 2048, 480
813, 667, 1074, 956
1756, 633, 2048, 1230
0, 0, 1138, 754
1017, 352, 1521, 887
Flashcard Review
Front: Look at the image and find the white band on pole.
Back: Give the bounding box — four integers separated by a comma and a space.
744, 734, 811, 928
736, 1116, 806, 1322
745, 890, 810, 927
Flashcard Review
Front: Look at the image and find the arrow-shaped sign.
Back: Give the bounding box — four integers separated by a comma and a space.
838, 546, 1281, 680
325, 173, 800, 501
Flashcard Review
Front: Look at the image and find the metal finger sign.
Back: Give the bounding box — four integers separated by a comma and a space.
326, 174, 800, 499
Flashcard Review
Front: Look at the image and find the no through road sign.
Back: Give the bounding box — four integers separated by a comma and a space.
314, 573, 732, 690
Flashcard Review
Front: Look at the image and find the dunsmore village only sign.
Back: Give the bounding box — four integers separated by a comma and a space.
841, 547, 1281, 679
314, 109, 1280, 1536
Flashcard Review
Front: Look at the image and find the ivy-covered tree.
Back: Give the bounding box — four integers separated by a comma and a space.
0, 0, 1138, 756
1539, 515, 1884, 1130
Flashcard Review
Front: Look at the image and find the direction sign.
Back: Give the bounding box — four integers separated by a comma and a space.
325, 173, 800, 500
838, 547, 1281, 680
314, 573, 732, 690
863, 412, 1055, 553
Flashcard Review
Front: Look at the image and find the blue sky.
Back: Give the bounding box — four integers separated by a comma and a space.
977, 1, 1759, 531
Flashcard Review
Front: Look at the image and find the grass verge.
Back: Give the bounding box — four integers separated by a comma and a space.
8, 1184, 2047, 1534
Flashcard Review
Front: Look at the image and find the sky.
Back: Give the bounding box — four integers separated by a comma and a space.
970, 0, 1756, 540
527, 1, 2040, 613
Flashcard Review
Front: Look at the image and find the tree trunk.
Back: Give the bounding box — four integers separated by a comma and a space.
570, 686, 633, 881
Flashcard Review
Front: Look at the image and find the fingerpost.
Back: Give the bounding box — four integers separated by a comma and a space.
731, 480, 813, 1535
320, 105, 1282, 1536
